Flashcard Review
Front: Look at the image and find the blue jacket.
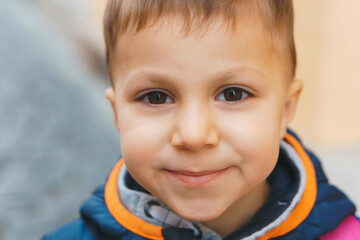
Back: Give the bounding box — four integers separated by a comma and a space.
42, 131, 358, 240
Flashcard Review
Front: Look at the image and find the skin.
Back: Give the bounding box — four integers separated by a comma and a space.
105, 16, 303, 237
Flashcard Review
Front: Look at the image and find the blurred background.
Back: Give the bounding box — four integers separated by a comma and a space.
0, 0, 359, 239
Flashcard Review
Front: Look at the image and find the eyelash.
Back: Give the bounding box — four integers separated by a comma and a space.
215, 87, 252, 102
136, 87, 252, 105
136, 90, 174, 105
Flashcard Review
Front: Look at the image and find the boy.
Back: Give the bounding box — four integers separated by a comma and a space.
42, 0, 360, 239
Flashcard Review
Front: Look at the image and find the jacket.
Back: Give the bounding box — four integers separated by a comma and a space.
42, 131, 360, 239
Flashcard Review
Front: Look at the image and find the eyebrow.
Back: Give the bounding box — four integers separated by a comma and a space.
212, 65, 267, 83
122, 65, 266, 87
122, 70, 174, 89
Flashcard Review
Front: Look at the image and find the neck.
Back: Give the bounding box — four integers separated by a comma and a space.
203, 181, 270, 238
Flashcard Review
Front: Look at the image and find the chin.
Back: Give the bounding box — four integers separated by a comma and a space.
173, 203, 226, 223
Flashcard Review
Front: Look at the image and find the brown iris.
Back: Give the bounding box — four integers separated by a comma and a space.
148, 91, 167, 104
223, 88, 243, 101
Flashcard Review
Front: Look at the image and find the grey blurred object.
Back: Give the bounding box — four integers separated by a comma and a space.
0, 1, 120, 240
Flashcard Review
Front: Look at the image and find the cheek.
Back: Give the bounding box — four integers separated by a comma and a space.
117, 112, 170, 168
119, 123, 157, 162
238, 133, 279, 187
220, 106, 282, 147
119, 126, 156, 188
118, 117, 168, 194
219, 105, 281, 179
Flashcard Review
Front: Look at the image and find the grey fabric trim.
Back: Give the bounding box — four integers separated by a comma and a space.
242, 141, 307, 240
117, 164, 165, 226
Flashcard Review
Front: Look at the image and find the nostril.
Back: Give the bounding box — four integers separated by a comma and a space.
171, 127, 219, 152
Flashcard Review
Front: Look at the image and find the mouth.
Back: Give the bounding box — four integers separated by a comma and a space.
165, 168, 230, 187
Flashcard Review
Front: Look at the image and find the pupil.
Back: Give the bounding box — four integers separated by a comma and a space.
224, 88, 242, 101
149, 92, 166, 104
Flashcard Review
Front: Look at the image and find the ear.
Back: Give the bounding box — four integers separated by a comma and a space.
280, 79, 303, 139
105, 87, 120, 131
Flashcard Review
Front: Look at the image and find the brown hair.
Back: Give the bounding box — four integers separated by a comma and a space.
104, 0, 296, 78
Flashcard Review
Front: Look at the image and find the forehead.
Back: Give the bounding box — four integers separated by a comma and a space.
112, 16, 288, 88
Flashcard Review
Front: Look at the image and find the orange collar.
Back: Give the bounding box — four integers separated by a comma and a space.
104, 133, 317, 240
256, 133, 317, 239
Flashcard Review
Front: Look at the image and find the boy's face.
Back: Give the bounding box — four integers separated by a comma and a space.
106, 17, 302, 229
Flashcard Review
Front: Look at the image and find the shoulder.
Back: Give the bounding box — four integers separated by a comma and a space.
40, 218, 99, 240
41, 217, 150, 240
41, 183, 148, 240
320, 215, 360, 240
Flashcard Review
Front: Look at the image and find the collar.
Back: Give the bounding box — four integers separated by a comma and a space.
104, 133, 318, 240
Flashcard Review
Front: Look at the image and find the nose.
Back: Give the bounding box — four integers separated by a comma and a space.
171, 103, 219, 152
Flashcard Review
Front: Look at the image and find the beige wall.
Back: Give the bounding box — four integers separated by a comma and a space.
292, 0, 360, 146
94, 0, 106, 23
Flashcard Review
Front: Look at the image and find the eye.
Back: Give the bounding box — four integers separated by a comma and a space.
137, 91, 174, 105
216, 87, 251, 102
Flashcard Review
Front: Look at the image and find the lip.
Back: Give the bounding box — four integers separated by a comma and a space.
165, 167, 230, 187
